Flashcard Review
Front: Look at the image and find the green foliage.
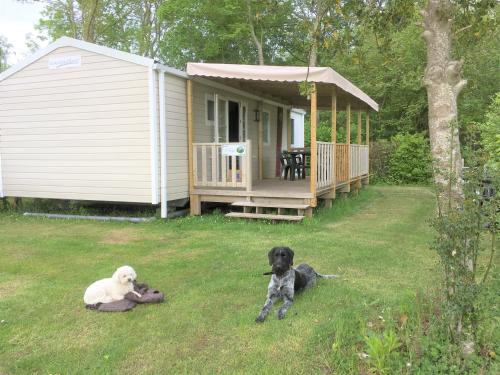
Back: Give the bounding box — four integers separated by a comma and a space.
364, 330, 401, 374
430, 163, 499, 349
0, 35, 11, 72
369, 140, 396, 184
368, 133, 432, 185
387, 133, 432, 184
478, 93, 500, 171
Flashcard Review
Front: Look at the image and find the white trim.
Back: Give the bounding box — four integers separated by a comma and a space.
153, 63, 188, 79
192, 77, 291, 110
239, 101, 248, 142
159, 71, 168, 218
205, 93, 215, 127
262, 110, 271, 145
148, 68, 159, 205
214, 94, 219, 143
0, 36, 155, 82
0, 150, 4, 198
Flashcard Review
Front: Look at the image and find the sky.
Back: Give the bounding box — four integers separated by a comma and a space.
0, 0, 47, 65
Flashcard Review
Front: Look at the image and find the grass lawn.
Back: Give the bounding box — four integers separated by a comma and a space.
0, 186, 440, 374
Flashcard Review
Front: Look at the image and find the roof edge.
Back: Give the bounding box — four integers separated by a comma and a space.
187, 63, 379, 112
0, 36, 155, 82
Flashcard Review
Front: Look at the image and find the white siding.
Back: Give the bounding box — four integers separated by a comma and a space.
0, 46, 153, 203
164, 74, 188, 201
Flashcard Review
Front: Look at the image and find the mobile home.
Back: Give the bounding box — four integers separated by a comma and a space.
0, 37, 378, 221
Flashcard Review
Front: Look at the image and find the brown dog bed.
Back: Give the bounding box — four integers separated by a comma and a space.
85, 281, 165, 312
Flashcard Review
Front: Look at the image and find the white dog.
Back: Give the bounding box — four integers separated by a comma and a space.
83, 265, 140, 305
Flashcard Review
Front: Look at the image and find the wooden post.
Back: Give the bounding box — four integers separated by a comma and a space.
187, 80, 200, 215
346, 103, 351, 193
310, 83, 317, 206
246, 139, 253, 191
287, 109, 292, 150
331, 91, 337, 144
258, 102, 263, 180
357, 111, 362, 145
356, 110, 362, 189
331, 91, 337, 197
365, 112, 370, 185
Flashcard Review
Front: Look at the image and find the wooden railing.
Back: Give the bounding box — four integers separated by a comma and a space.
316, 142, 334, 190
350, 144, 369, 179
193, 140, 252, 190
335, 144, 349, 183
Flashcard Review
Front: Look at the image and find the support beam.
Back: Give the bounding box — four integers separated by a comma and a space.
365, 112, 370, 185
258, 102, 263, 180
366, 112, 370, 145
345, 103, 351, 193
356, 110, 362, 188
331, 91, 337, 197
331, 92, 337, 144
357, 111, 362, 145
287, 109, 292, 150
187, 79, 198, 215
310, 83, 317, 205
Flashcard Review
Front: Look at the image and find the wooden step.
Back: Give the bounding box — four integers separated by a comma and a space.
225, 212, 304, 221
231, 201, 310, 210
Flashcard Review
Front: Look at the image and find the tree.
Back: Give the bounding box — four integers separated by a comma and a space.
421, 0, 466, 206
35, 0, 166, 59
0, 36, 12, 72
157, 0, 291, 68
422, 0, 499, 356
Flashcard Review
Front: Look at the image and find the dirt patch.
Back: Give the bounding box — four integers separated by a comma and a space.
0, 278, 30, 299
138, 249, 177, 264
100, 228, 142, 245
325, 222, 347, 229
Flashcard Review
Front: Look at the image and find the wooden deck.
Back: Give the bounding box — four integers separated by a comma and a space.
194, 178, 311, 198
193, 175, 365, 203
191, 175, 369, 220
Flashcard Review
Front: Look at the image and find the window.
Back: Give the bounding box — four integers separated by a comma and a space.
290, 118, 295, 145
206, 94, 215, 127
262, 111, 270, 145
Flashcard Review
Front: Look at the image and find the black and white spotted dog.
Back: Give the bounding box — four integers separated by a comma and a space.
255, 246, 338, 322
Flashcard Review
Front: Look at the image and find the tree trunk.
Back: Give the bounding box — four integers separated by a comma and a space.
308, 13, 320, 67
421, 0, 467, 210
246, 0, 264, 65
422, 0, 475, 355
79, 0, 100, 42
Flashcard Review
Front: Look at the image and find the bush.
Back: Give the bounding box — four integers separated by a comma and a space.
479, 92, 500, 171
387, 132, 432, 184
370, 139, 396, 184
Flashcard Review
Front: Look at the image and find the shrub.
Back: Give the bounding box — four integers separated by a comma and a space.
370, 139, 396, 184
387, 132, 432, 184
479, 92, 500, 171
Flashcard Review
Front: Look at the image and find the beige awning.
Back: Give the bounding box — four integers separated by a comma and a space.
187, 63, 378, 112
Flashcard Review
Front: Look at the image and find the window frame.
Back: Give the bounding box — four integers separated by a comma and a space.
262, 110, 271, 145
205, 93, 215, 127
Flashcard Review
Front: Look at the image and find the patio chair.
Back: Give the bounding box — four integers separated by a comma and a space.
293, 154, 306, 179
280, 151, 293, 180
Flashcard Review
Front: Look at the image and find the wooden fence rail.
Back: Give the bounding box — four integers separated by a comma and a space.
350, 145, 369, 179
335, 144, 349, 183
316, 142, 334, 190
192, 140, 252, 190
